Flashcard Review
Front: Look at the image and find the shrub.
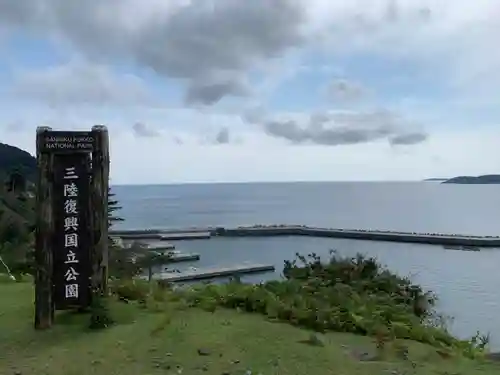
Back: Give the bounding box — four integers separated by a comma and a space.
108, 251, 490, 358
171, 252, 487, 357
109, 278, 150, 302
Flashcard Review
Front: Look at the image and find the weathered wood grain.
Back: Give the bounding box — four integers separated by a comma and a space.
34, 126, 55, 329
90, 125, 109, 297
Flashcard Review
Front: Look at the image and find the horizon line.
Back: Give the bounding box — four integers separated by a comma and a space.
110, 179, 446, 186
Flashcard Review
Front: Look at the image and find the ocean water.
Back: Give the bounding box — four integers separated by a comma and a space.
111, 181, 500, 348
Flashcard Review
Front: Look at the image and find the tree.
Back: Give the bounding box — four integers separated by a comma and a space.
108, 242, 173, 281
107, 185, 126, 279
106, 185, 175, 281
6, 169, 27, 194
108, 187, 124, 229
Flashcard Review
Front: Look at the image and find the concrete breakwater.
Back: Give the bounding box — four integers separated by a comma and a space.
110, 225, 500, 247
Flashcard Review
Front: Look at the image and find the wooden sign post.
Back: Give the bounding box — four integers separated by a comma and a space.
34, 126, 109, 329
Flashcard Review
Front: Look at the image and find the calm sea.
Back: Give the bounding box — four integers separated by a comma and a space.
111, 181, 500, 348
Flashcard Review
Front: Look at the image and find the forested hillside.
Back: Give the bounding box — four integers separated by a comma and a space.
0, 143, 36, 275
0, 141, 124, 278
0, 143, 36, 181
442, 175, 500, 184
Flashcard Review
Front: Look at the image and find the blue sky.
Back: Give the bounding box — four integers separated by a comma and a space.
1, 0, 500, 184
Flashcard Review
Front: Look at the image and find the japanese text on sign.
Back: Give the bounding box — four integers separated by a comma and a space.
63, 167, 80, 299
52, 152, 90, 310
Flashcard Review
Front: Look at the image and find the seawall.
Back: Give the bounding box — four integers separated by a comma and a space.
110, 225, 500, 247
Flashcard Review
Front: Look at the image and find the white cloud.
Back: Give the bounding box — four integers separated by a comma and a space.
251, 109, 428, 146
309, 1, 500, 91
1, 0, 500, 93
0, 0, 307, 103
2, 115, 498, 184
2, 0, 499, 99
10, 61, 155, 107
1, 0, 500, 182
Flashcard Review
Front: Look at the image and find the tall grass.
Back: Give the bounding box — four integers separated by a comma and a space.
111, 251, 490, 358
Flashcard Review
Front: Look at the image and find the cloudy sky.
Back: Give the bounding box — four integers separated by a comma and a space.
1, 0, 499, 184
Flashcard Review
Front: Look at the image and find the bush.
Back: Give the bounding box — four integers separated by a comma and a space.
109, 251, 490, 358
109, 278, 150, 302
188, 253, 488, 356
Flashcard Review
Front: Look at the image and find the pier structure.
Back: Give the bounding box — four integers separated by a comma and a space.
117, 232, 211, 241
110, 225, 500, 247
121, 241, 176, 251
140, 252, 201, 262
151, 264, 276, 283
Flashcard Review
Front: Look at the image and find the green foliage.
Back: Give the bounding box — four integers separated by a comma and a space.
5, 169, 27, 194
0, 180, 35, 277
108, 187, 124, 229
283, 251, 436, 320
109, 252, 490, 359
110, 278, 151, 301
89, 292, 114, 329
0, 144, 37, 277
0, 143, 37, 182
108, 242, 174, 280
108, 245, 143, 280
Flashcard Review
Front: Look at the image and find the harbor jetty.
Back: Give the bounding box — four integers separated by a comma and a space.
160, 252, 201, 262
131, 251, 200, 263
123, 242, 176, 251
152, 263, 276, 283
117, 231, 211, 241
110, 225, 500, 247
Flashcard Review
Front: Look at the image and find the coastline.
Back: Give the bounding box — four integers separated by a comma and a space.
110, 224, 500, 247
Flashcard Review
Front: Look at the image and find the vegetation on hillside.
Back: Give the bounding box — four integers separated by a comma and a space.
112, 252, 491, 358
2, 253, 499, 375
0, 142, 141, 280
1, 141, 497, 374
0, 142, 37, 182
0, 163, 36, 276
442, 175, 500, 184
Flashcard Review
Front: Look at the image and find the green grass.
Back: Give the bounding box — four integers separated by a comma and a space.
1, 282, 500, 375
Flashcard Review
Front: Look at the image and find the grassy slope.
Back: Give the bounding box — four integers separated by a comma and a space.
1, 283, 499, 375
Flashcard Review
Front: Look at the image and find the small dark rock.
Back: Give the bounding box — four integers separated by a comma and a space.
198, 348, 211, 356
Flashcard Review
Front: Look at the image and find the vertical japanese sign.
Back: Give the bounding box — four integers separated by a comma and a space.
53, 153, 91, 309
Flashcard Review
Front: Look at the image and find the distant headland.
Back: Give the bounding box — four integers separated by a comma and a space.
441, 175, 500, 184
